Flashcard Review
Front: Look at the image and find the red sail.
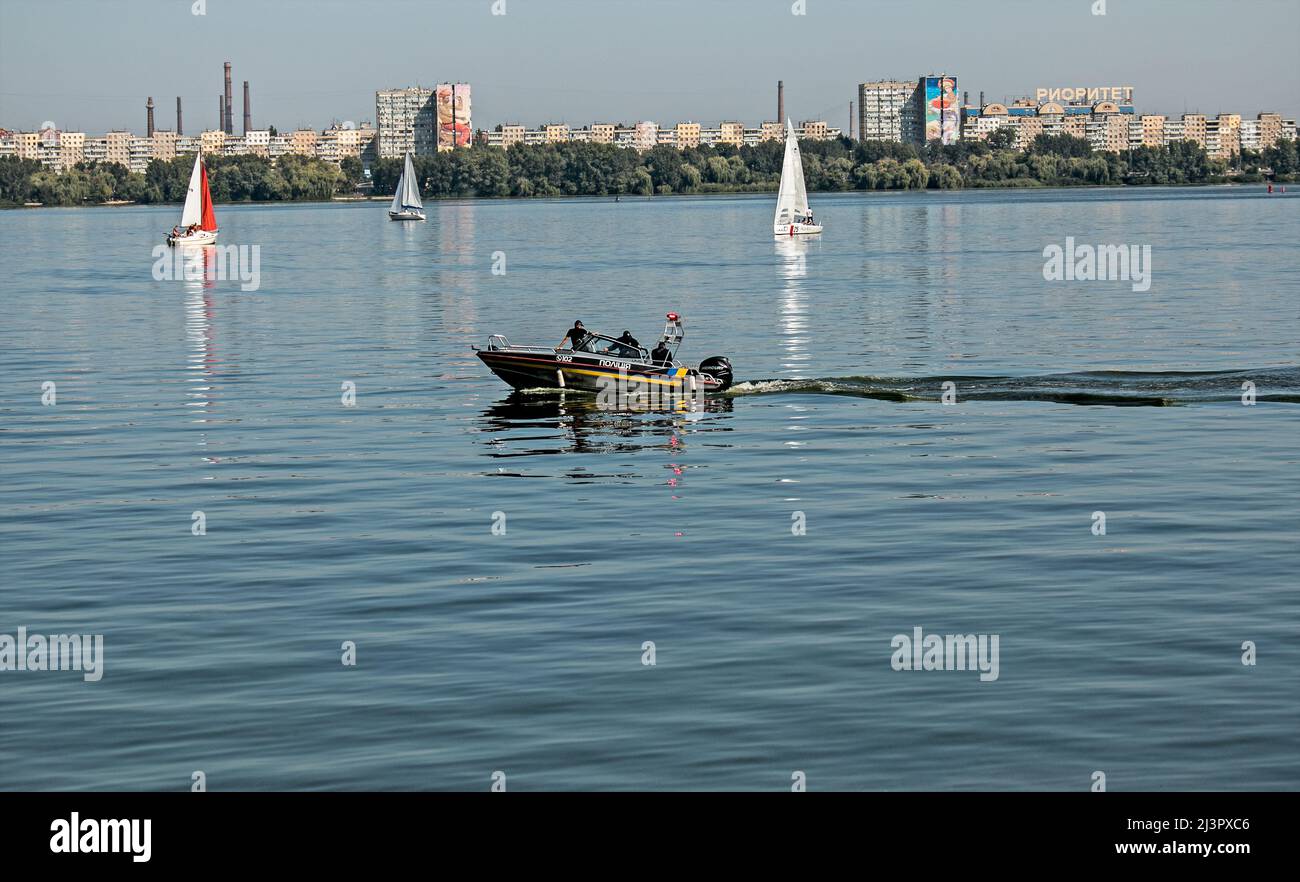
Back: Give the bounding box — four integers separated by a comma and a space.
199, 163, 217, 231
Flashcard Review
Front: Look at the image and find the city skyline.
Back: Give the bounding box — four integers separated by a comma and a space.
2, 0, 1297, 134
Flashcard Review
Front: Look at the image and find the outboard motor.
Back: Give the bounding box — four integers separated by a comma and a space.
698, 356, 733, 391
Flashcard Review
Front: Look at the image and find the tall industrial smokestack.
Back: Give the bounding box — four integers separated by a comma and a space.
777, 80, 784, 124
980, 90, 985, 108
849, 100, 853, 140
176, 96, 183, 136
218, 95, 224, 131
223, 62, 233, 134
146, 97, 155, 137
243, 80, 251, 134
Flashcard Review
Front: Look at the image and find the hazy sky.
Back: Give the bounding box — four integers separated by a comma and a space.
2, 0, 1297, 134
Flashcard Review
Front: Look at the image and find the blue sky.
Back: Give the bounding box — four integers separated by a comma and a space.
1, 0, 1297, 133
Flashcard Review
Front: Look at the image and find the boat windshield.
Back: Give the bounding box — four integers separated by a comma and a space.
582, 334, 646, 360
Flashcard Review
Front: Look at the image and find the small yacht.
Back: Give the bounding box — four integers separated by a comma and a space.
166, 150, 219, 246
773, 120, 822, 236
388, 152, 425, 221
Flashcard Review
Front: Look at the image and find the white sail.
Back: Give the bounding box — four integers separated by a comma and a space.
773, 120, 810, 230
392, 152, 423, 212
402, 153, 423, 209
180, 151, 203, 227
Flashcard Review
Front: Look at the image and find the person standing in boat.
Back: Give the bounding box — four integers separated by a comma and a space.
559, 320, 589, 351
615, 330, 642, 357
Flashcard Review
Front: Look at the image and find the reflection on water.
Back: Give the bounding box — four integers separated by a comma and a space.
773, 238, 814, 497
477, 391, 733, 460
775, 237, 811, 377
436, 201, 479, 341
438, 201, 476, 259
182, 246, 218, 455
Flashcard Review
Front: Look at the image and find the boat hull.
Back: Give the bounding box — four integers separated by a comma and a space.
389, 210, 426, 221
775, 223, 822, 236
167, 229, 219, 246
477, 349, 726, 395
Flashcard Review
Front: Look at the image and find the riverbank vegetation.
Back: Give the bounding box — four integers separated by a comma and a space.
369, 132, 1298, 197
0, 153, 345, 206
2, 134, 1296, 207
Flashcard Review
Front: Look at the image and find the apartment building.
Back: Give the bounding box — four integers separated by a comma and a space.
375, 87, 435, 158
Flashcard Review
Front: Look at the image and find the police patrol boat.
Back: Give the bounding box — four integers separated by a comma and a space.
475, 313, 733, 394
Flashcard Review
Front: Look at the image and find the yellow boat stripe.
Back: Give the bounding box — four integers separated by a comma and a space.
562, 366, 696, 387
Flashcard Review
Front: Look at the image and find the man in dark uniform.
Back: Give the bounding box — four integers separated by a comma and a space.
558, 320, 589, 351
617, 330, 640, 348
613, 330, 642, 357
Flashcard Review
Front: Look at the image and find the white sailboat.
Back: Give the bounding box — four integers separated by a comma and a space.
167, 150, 218, 246
388, 152, 426, 221
773, 119, 822, 237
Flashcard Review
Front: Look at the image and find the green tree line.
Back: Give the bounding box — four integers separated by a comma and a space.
367, 133, 1298, 198
0, 153, 346, 206
3, 134, 1296, 207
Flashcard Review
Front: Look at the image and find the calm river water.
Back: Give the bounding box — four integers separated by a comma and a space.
1, 186, 1296, 790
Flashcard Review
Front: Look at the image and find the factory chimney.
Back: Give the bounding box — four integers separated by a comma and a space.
849, 100, 854, 140
777, 80, 784, 124
218, 95, 224, 131
146, 97, 155, 137
243, 81, 251, 134
176, 96, 183, 136
979, 90, 985, 109
223, 62, 233, 134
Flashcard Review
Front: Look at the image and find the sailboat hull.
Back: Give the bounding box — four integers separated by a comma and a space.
167, 229, 219, 246
775, 223, 822, 236
388, 210, 426, 221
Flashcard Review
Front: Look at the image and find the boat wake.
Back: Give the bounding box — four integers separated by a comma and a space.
727, 367, 1300, 407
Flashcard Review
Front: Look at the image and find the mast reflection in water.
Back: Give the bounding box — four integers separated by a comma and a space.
182, 246, 219, 469
775, 236, 812, 377
773, 237, 812, 504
